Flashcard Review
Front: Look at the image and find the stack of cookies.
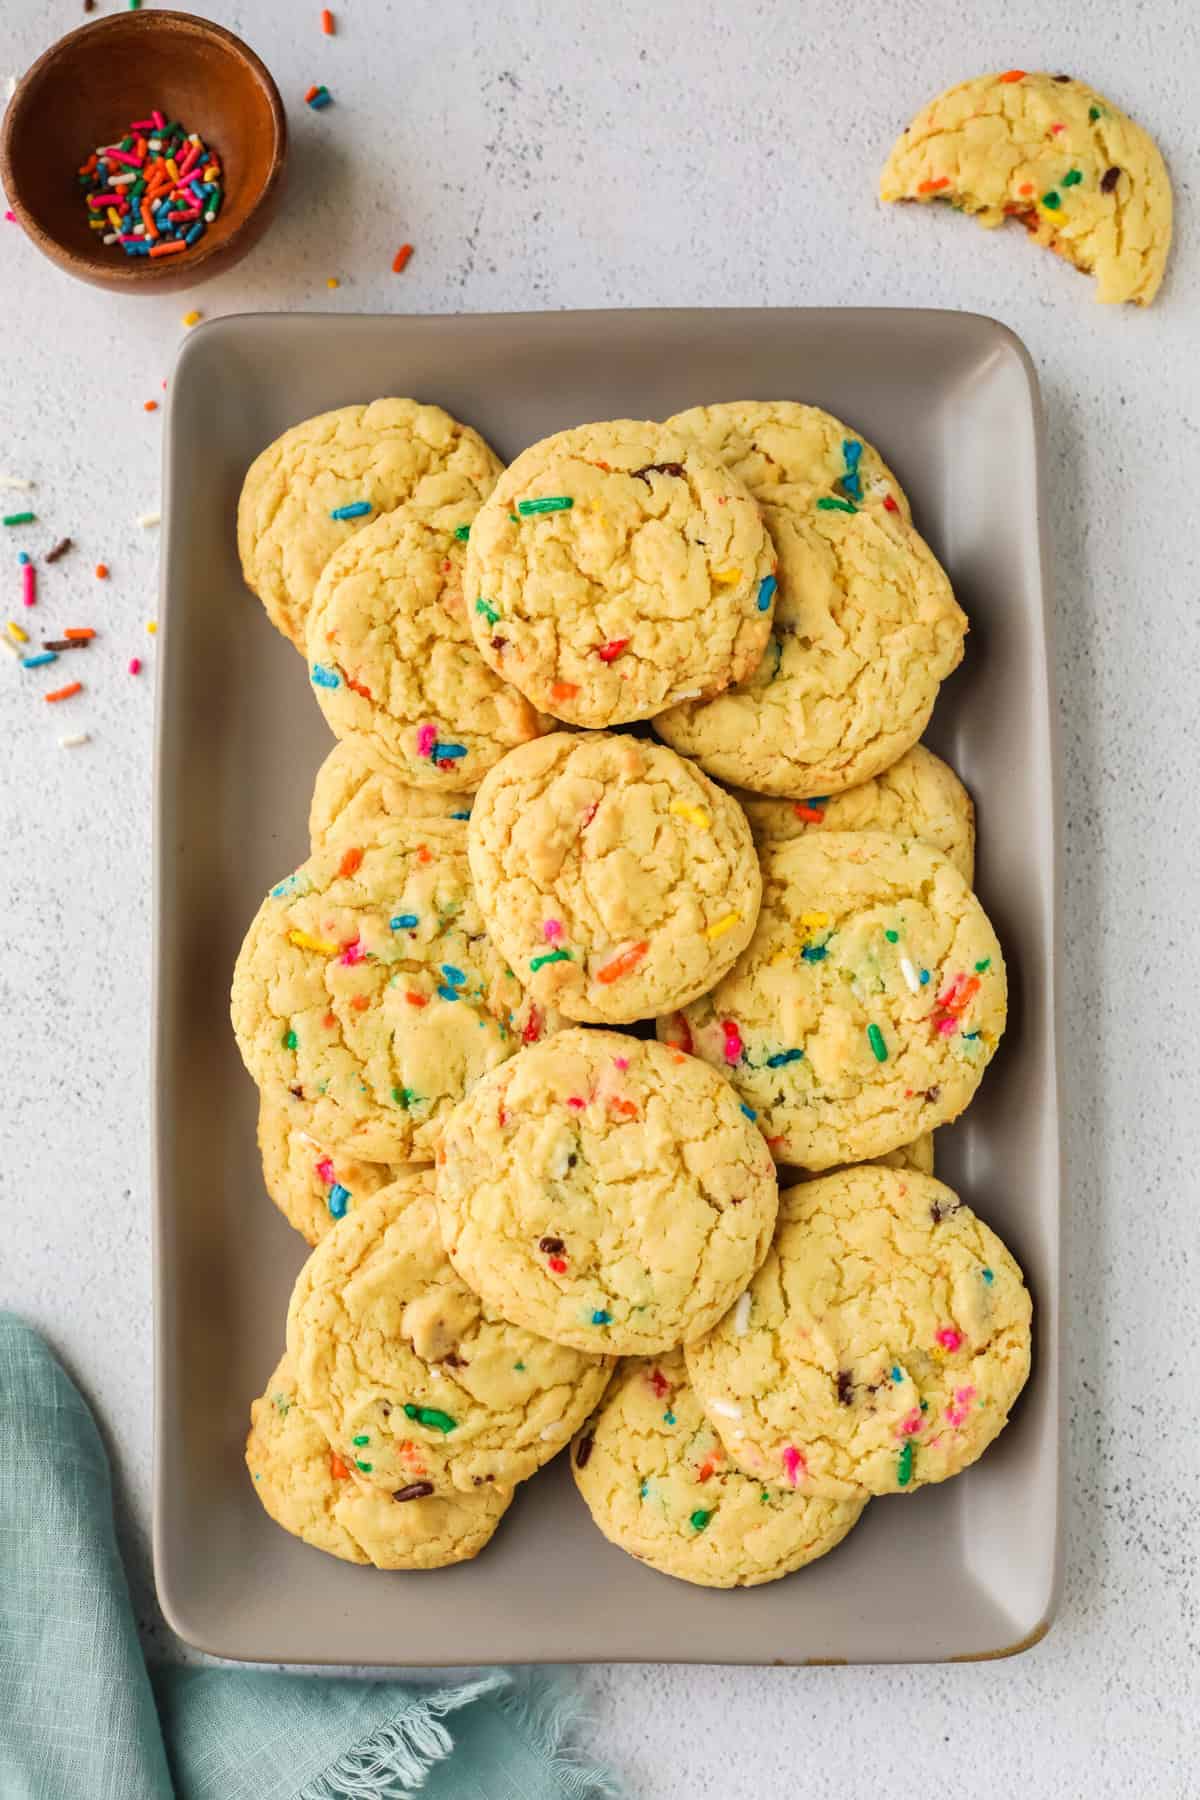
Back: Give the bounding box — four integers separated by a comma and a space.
232, 398, 1032, 1588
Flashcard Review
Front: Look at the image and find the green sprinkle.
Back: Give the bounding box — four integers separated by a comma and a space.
454, 524, 471, 541
2, 513, 35, 527
884, 929, 899, 943
760, 1490, 771, 1503
513, 1361, 526, 1372
975, 958, 991, 972
897, 1442, 914, 1487
282, 1028, 297, 1051
517, 495, 574, 516
1041, 191, 1062, 210
272, 1393, 291, 1416
1088, 105, 1101, 122
475, 597, 499, 626
816, 497, 857, 514
508, 513, 520, 523
867, 1023, 888, 1062
530, 947, 572, 972
355, 1459, 373, 1473
352, 1434, 369, 1446
392, 1086, 419, 1109
1061, 168, 1083, 187
663, 1410, 676, 1425
403, 1403, 457, 1433
982, 1267, 995, 1284
689, 1509, 712, 1532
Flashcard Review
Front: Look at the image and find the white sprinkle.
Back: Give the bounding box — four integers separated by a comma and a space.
188, 132, 201, 146
0, 633, 21, 660
137, 511, 161, 529
0, 476, 34, 491
673, 689, 701, 700
132, 224, 145, 237
204, 210, 216, 222
733, 1291, 752, 1336
899, 956, 920, 995
109, 171, 136, 187
58, 733, 90, 749
148, 138, 162, 151
708, 1397, 743, 1420
539, 1424, 563, 1441
102, 233, 119, 245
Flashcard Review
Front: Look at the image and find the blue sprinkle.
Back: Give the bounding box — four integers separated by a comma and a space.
309, 86, 333, 109
962, 1030, 980, 1040
740, 1103, 757, 1121
663, 1410, 676, 1425
450, 809, 471, 820
800, 944, 827, 962
185, 221, 205, 247
982, 1267, 995, 1284
640, 1480, 649, 1498
390, 913, 419, 930
441, 965, 466, 985
329, 500, 371, 521
328, 1184, 350, 1219
437, 985, 461, 1003
21, 652, 57, 668
17, 552, 29, 566
433, 743, 468, 760
311, 663, 340, 689
756, 573, 778, 612
591, 1309, 612, 1326
841, 440, 864, 501
809, 796, 829, 806
766, 1048, 804, 1068
919, 969, 931, 985
891, 1365, 902, 1383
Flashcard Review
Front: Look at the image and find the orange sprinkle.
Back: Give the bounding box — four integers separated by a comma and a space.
596, 940, 649, 985
998, 68, 1026, 83
150, 240, 188, 258
140, 199, 159, 241
321, 7, 334, 30
392, 243, 414, 274
698, 1461, 715, 1483
323, 1011, 336, 1028
94, 564, 108, 580
416, 844, 432, 864
917, 176, 951, 194
45, 681, 82, 704
405, 991, 429, 1008
351, 994, 370, 1011
338, 845, 364, 878
550, 680, 580, 702
305, 83, 320, 101
64, 629, 96, 641
144, 400, 158, 412
610, 1097, 639, 1120
1019, 182, 1035, 195
329, 1452, 350, 1480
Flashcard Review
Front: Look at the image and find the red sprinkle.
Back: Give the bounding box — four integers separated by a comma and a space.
392, 243, 414, 274
596, 637, 630, 663
917, 176, 951, 193
671, 1012, 694, 1055
128, 657, 142, 675
792, 801, 825, 823
648, 1367, 671, 1398
405, 991, 428, 1007
548, 1256, 568, 1274
521, 1005, 543, 1044
721, 1020, 743, 1065
329, 1452, 350, 1480
998, 69, 1026, 82
883, 494, 899, 513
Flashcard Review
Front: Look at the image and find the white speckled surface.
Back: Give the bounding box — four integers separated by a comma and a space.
1, 1, 1198, 1792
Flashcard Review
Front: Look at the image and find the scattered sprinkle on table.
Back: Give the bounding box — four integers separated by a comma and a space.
129, 657, 142, 675
146, 621, 158, 635
58, 733, 90, 749
321, 8, 335, 32
78, 113, 223, 259
306, 84, 333, 109
144, 400, 158, 412
0, 477, 34, 492
3, 512, 34, 527
45, 681, 82, 703
392, 243, 414, 273
22, 564, 36, 607
95, 563, 109, 579
326, 276, 339, 288
137, 512, 160, 529
44, 538, 72, 564
0, 634, 20, 660
181, 310, 201, 327
23, 651, 57, 669
6, 621, 28, 643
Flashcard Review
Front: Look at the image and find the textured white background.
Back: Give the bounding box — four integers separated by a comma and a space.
2, 1, 1198, 1794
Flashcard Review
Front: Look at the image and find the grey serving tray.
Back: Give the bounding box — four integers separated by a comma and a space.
153, 308, 1062, 1665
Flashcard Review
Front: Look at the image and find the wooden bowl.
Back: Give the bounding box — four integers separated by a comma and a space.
0, 9, 286, 293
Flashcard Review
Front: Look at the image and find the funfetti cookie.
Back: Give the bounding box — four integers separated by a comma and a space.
464, 420, 776, 727
306, 502, 552, 791
246, 1353, 512, 1568
286, 1172, 612, 1495
467, 733, 761, 1026
655, 500, 966, 798
571, 1350, 865, 1588
685, 1166, 1032, 1499
665, 400, 910, 519
257, 1097, 408, 1246
436, 1029, 779, 1356
231, 819, 556, 1165
659, 830, 1005, 1170
308, 739, 474, 851
732, 743, 975, 884
880, 70, 1172, 306
237, 400, 503, 650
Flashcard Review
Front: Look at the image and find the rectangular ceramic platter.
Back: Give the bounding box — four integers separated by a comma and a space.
154, 308, 1062, 1666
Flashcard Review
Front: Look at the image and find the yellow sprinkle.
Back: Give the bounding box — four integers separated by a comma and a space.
7, 620, 29, 643
146, 621, 158, 635
107, 206, 122, 232
288, 928, 339, 955
704, 912, 742, 942
799, 911, 829, 928
182, 310, 201, 327
711, 568, 743, 586
668, 801, 710, 830
165, 157, 179, 180
326, 277, 340, 289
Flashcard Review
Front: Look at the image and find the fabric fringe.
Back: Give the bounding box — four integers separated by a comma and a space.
297, 1673, 504, 1800
495, 1671, 624, 1800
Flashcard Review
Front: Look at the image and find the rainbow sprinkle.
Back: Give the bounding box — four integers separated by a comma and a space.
517, 496, 573, 516
78, 115, 224, 259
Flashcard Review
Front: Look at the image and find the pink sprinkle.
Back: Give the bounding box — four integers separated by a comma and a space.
4, 210, 15, 223
22, 565, 36, 608
104, 147, 144, 168
935, 1326, 964, 1352
416, 723, 437, 757
895, 1409, 924, 1437
151, 109, 166, 129
781, 1445, 806, 1486
566, 1096, 586, 1111
955, 1385, 976, 1404
721, 1019, 743, 1064
315, 1157, 336, 1185
936, 1015, 958, 1037
613, 1056, 629, 1070
130, 117, 158, 130
542, 919, 563, 942
338, 937, 365, 965
128, 657, 142, 675
1050, 122, 1064, 133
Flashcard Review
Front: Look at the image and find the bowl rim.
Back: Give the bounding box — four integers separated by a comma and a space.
0, 7, 288, 288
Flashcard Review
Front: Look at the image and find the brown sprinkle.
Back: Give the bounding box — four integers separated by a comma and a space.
43, 640, 88, 653
575, 1433, 594, 1469
1101, 166, 1121, 194
538, 1235, 565, 1255
44, 538, 73, 564
393, 1481, 435, 1503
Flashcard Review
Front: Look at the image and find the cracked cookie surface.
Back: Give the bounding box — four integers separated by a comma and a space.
656, 501, 966, 797
436, 1030, 779, 1355
665, 399, 910, 519
685, 1167, 1032, 1498
880, 70, 1172, 306
468, 733, 761, 1024
231, 819, 556, 1163
257, 1096, 410, 1245
306, 502, 552, 790
571, 1350, 864, 1587
464, 420, 775, 727
286, 1172, 611, 1494
247, 1352, 512, 1566
238, 400, 503, 650
658, 830, 1005, 1169
733, 744, 975, 883
308, 739, 475, 850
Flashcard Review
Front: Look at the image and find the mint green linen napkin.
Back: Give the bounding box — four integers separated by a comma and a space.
0, 1315, 621, 1800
